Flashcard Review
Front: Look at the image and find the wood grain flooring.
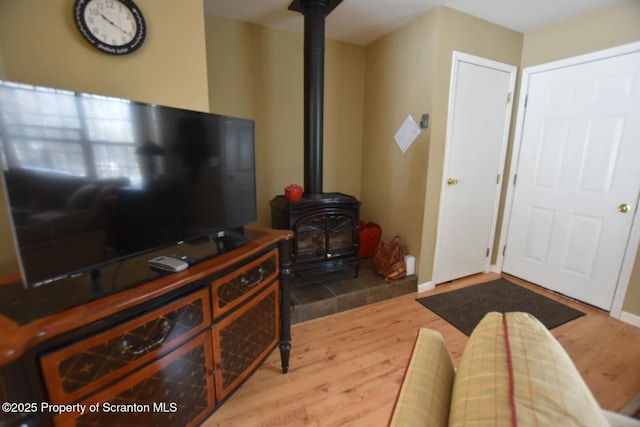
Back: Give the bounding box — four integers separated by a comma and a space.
202, 272, 640, 426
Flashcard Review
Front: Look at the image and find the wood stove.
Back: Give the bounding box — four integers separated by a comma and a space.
270, 0, 361, 276
271, 193, 360, 276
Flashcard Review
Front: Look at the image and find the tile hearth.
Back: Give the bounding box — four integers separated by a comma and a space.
290, 258, 418, 324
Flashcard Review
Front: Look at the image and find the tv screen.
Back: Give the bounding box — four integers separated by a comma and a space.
0, 80, 257, 287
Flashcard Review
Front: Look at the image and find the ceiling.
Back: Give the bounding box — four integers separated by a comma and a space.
203, 0, 621, 46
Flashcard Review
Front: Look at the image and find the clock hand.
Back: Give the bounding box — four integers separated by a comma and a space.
100, 14, 132, 37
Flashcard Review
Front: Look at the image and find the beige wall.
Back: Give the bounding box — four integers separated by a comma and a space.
0, 45, 6, 78
362, 7, 522, 279
0, 0, 209, 109
628, 250, 640, 316
0, 0, 210, 276
521, 0, 640, 316
522, 0, 640, 68
205, 15, 365, 226
361, 10, 439, 269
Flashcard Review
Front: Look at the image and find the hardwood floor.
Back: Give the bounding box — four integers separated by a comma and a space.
202, 273, 640, 426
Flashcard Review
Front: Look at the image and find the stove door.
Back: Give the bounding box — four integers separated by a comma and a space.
327, 214, 357, 258
294, 212, 357, 263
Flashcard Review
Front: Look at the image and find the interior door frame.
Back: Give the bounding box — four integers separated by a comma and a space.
497, 41, 640, 319
432, 51, 516, 285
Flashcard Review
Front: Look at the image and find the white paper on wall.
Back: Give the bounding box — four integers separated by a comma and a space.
394, 115, 421, 153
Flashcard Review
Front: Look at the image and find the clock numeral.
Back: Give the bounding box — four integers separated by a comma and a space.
92, 26, 100, 35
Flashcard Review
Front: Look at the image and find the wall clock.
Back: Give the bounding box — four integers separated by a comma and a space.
73, 0, 146, 55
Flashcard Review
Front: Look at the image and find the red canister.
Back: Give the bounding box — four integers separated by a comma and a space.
359, 221, 382, 258
285, 184, 303, 202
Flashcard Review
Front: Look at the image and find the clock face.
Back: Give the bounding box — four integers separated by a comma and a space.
74, 0, 146, 55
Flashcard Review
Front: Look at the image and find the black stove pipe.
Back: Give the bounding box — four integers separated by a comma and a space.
289, 0, 343, 195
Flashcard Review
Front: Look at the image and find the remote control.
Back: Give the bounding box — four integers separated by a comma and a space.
168, 254, 196, 265
148, 256, 189, 272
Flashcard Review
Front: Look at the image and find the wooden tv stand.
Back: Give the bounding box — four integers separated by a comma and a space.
0, 225, 293, 427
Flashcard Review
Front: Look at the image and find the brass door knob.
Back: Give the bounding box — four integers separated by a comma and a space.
447, 177, 459, 185
618, 204, 631, 213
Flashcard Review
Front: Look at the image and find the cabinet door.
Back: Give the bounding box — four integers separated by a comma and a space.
41, 289, 211, 405
55, 330, 215, 427
211, 248, 278, 317
212, 284, 280, 401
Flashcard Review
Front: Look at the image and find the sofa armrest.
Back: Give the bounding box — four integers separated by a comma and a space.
389, 328, 455, 426
450, 312, 610, 427
603, 410, 640, 427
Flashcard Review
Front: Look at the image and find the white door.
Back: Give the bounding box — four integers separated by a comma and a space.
503, 48, 640, 310
433, 52, 516, 284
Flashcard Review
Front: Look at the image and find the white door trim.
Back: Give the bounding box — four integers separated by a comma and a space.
432, 51, 516, 284
497, 41, 640, 319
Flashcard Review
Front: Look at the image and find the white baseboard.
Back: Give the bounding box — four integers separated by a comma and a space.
418, 281, 435, 294
620, 311, 640, 328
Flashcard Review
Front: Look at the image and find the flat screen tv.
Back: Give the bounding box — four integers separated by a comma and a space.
0, 80, 257, 287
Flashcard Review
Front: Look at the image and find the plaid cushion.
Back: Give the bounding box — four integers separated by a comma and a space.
449, 312, 609, 427
389, 328, 455, 426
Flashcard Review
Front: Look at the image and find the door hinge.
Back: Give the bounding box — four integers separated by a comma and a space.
513, 174, 517, 186
524, 95, 528, 108
507, 92, 512, 103
496, 174, 501, 184
503, 246, 507, 256
486, 248, 490, 257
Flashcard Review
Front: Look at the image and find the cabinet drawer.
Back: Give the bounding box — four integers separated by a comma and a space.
212, 283, 280, 401
55, 330, 215, 427
41, 289, 211, 404
211, 248, 278, 317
